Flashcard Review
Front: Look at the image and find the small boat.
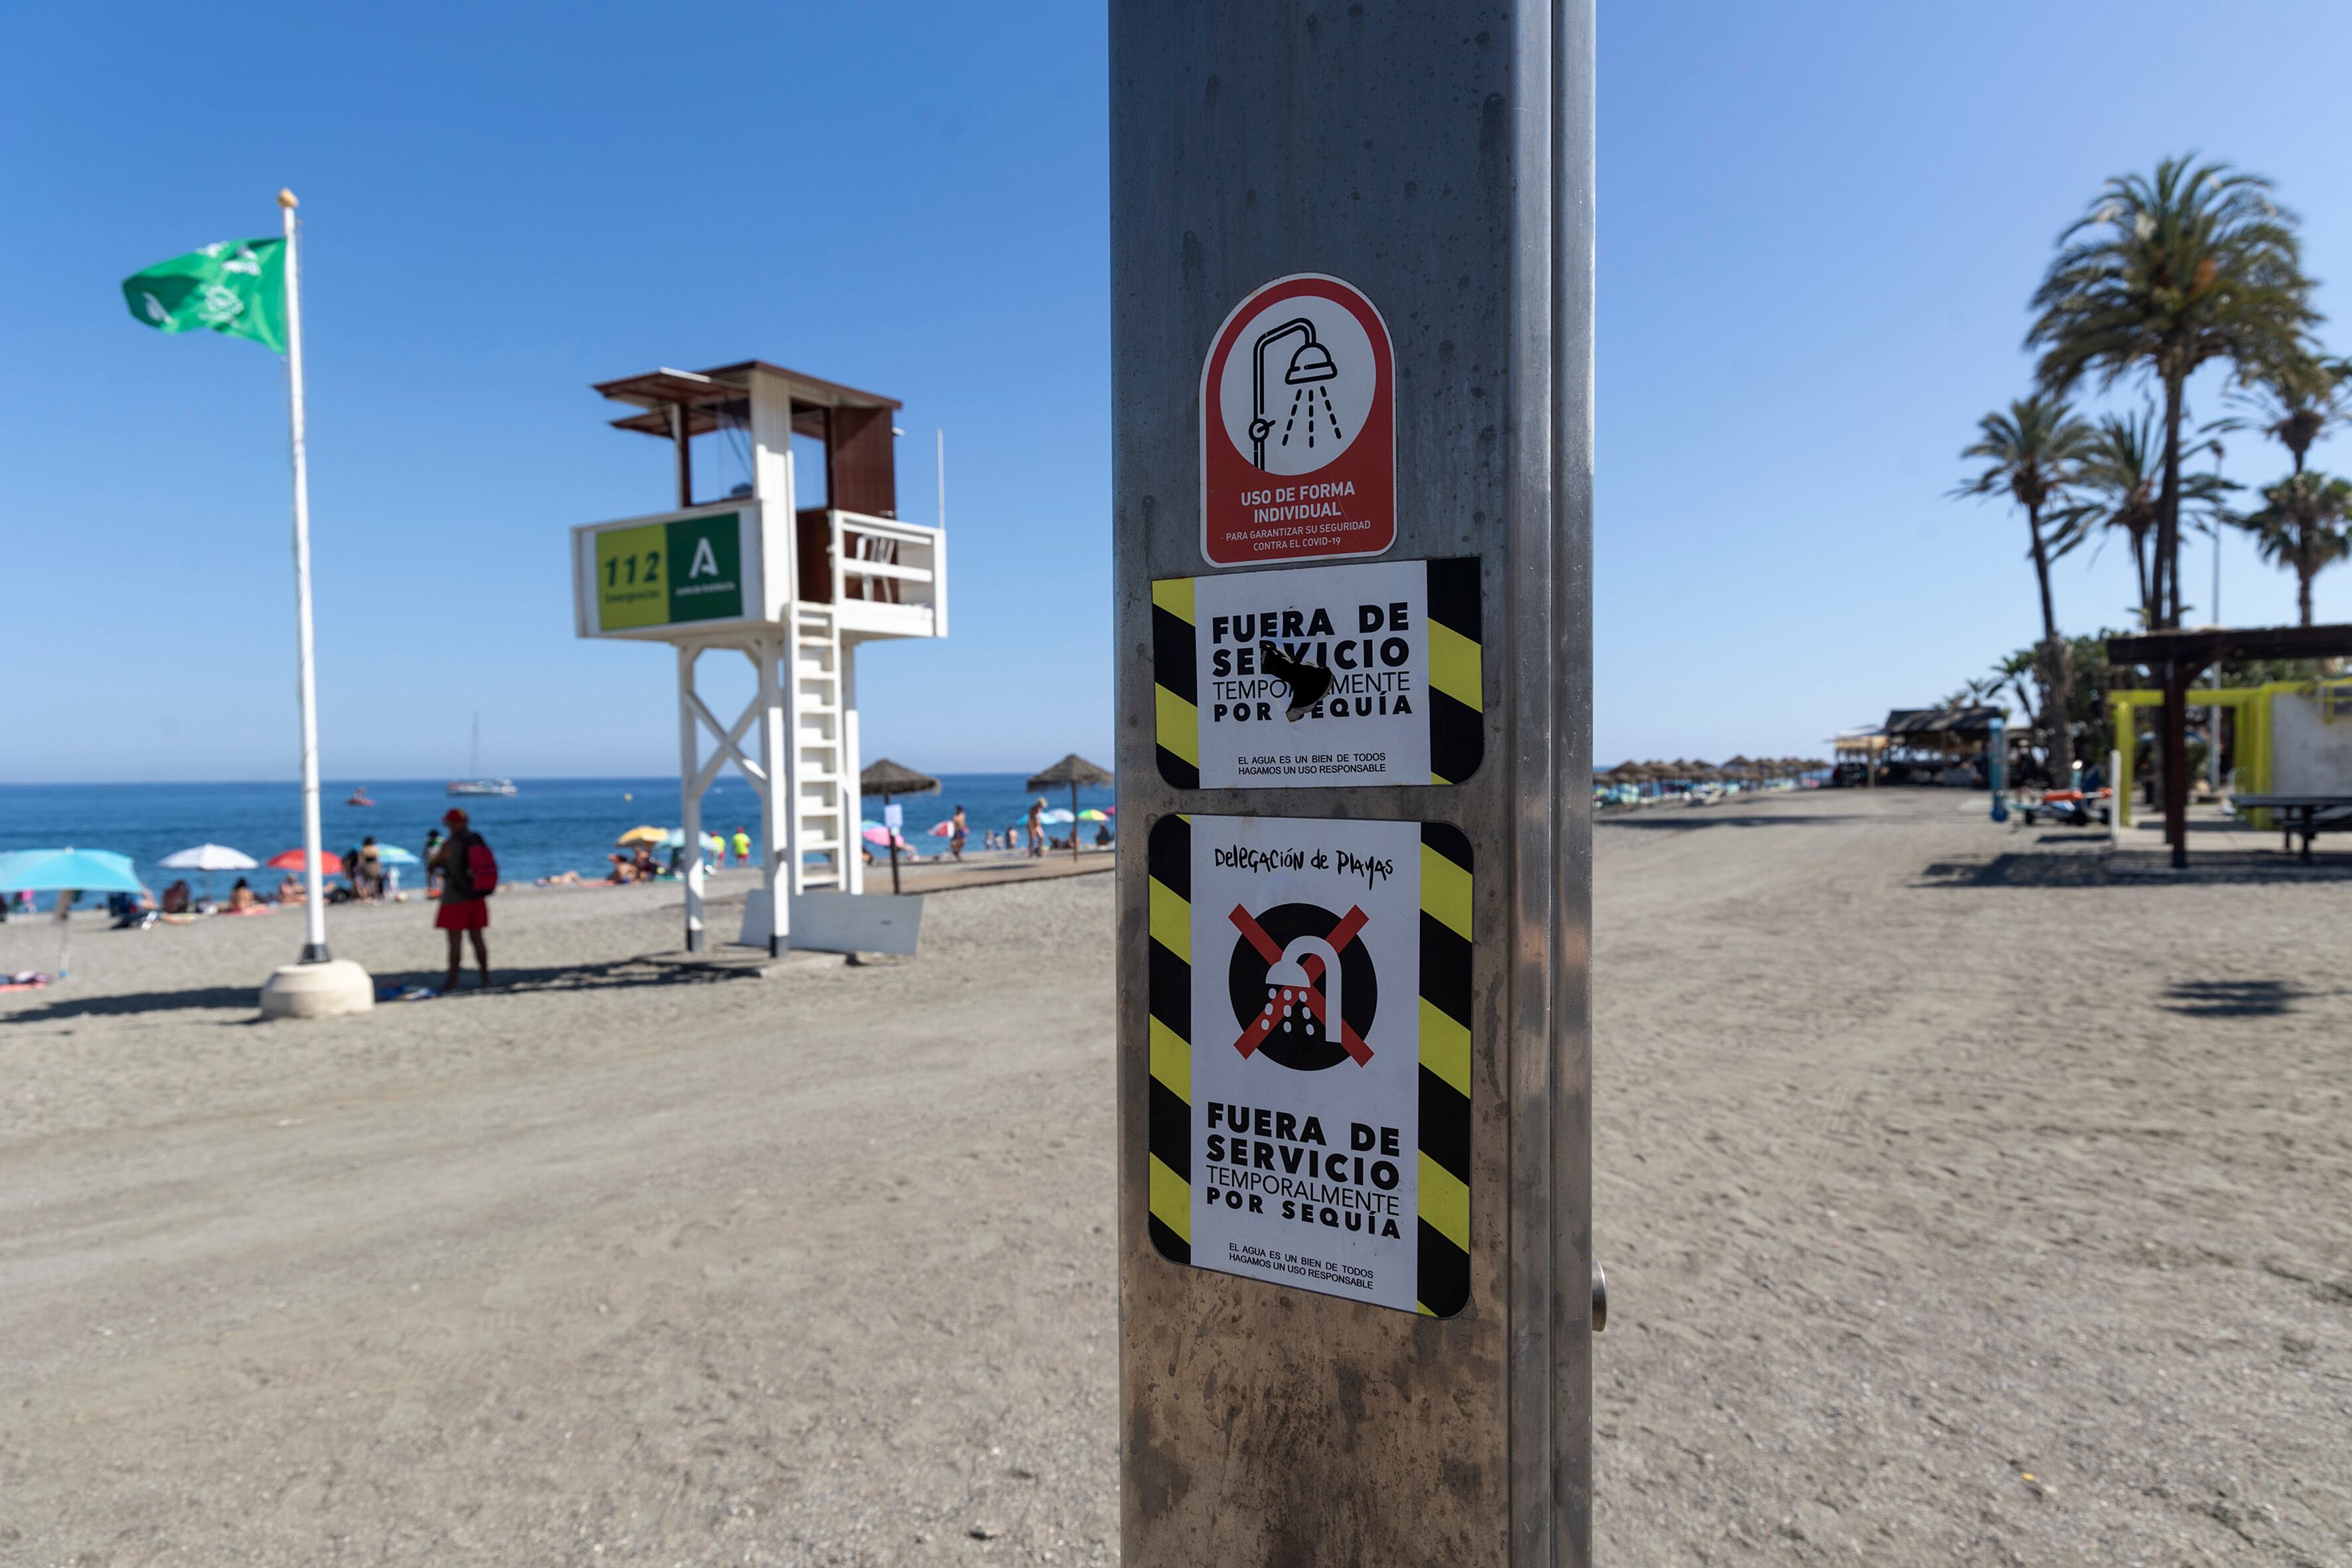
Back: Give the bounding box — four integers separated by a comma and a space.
346, 788, 376, 807
446, 712, 518, 798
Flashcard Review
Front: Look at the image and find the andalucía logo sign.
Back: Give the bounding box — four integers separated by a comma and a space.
1199, 274, 1396, 568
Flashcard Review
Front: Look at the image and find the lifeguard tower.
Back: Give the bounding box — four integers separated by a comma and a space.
572, 360, 948, 953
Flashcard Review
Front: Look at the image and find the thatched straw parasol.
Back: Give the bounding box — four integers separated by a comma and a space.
1026, 754, 1114, 862
860, 758, 941, 894
862, 758, 941, 798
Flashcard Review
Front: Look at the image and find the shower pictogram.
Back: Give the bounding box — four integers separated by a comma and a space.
1248, 319, 1344, 470
1227, 900, 1374, 1067
1200, 272, 1395, 566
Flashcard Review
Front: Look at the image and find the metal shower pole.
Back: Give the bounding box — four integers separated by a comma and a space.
279, 189, 331, 965
1111, 4, 1597, 1563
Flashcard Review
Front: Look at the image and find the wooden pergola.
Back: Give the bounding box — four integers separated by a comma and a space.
2106, 622, 2352, 868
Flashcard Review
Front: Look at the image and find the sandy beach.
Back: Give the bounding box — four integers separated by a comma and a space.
1, 789, 2345, 1565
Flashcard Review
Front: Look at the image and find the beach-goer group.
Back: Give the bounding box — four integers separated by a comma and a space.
966, 800, 1112, 856
335, 836, 392, 902
607, 844, 662, 883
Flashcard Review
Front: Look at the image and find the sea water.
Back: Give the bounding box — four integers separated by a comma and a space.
0, 775, 1116, 894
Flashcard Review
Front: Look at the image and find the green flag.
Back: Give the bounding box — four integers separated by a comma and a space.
121, 238, 287, 352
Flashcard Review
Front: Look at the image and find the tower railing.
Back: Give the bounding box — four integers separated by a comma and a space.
829, 509, 947, 635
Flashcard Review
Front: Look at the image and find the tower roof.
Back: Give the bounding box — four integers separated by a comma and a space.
593, 360, 902, 439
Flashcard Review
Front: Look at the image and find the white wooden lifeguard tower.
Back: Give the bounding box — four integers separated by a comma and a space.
572, 360, 947, 953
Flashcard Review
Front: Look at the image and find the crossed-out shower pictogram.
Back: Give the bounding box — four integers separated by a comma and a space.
1227, 903, 1373, 1065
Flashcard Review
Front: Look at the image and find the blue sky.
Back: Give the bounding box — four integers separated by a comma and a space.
7, 2, 2352, 782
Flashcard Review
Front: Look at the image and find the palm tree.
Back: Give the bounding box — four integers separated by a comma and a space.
1988, 650, 2040, 730
2064, 410, 2163, 627
2027, 156, 2318, 629
2231, 354, 2351, 476
1955, 394, 2092, 782
2235, 471, 2352, 625
2059, 409, 2235, 629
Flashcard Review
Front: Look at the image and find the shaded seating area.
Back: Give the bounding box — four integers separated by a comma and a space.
1881, 706, 2005, 786
2106, 622, 2352, 868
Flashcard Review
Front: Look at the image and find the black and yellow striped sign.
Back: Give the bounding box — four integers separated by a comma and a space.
1153, 557, 1483, 789
1146, 812, 1472, 1317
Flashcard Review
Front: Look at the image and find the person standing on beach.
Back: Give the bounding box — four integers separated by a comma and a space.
423, 826, 445, 898
429, 807, 493, 993
1025, 797, 1046, 858
732, 827, 751, 867
949, 806, 968, 862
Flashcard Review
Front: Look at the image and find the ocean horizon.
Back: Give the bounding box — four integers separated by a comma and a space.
0, 774, 1116, 894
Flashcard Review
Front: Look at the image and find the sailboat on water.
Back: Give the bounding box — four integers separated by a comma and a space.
447, 713, 518, 798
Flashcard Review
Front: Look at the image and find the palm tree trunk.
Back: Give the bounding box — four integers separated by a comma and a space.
2026, 500, 2076, 783
2300, 529, 2316, 626
2156, 374, 2185, 629
2132, 528, 2156, 629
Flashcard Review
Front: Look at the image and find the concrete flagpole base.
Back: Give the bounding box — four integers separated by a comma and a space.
259, 958, 374, 1020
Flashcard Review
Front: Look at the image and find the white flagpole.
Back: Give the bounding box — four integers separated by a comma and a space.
280, 189, 331, 963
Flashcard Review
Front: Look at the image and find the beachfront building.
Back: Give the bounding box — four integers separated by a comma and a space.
1829, 726, 1887, 785
1832, 706, 2006, 787
572, 361, 947, 951
1881, 706, 2003, 786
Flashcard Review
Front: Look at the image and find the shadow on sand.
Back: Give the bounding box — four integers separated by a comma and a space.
1921, 846, 2352, 888
1600, 813, 1875, 832
0, 955, 761, 1024
1917, 854, 2110, 888
0, 984, 260, 1022
372, 955, 771, 1002
2162, 979, 2303, 1018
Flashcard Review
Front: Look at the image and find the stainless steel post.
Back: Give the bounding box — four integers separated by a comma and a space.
1112, 5, 1596, 1564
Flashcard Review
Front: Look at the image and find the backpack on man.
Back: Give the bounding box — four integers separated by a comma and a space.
445, 831, 499, 901
465, 837, 499, 898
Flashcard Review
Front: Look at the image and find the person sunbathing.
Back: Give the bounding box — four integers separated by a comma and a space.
228, 878, 259, 913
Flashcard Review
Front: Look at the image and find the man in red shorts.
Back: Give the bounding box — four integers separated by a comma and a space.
430, 807, 493, 993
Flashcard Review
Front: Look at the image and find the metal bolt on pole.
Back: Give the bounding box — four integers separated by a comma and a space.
1112, 5, 1597, 1564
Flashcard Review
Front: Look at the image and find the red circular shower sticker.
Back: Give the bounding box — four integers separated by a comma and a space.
1199, 274, 1395, 567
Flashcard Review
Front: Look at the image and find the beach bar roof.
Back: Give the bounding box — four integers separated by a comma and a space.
1883, 706, 2003, 738
1877, 706, 2004, 765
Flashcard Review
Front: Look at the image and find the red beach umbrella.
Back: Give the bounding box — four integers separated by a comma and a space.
266, 848, 344, 876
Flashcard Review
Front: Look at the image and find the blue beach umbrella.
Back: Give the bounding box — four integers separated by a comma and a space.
0, 847, 146, 895
369, 844, 421, 892
0, 848, 147, 979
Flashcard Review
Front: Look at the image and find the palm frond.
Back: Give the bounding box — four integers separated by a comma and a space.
2027, 155, 2318, 396
1952, 392, 2092, 511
